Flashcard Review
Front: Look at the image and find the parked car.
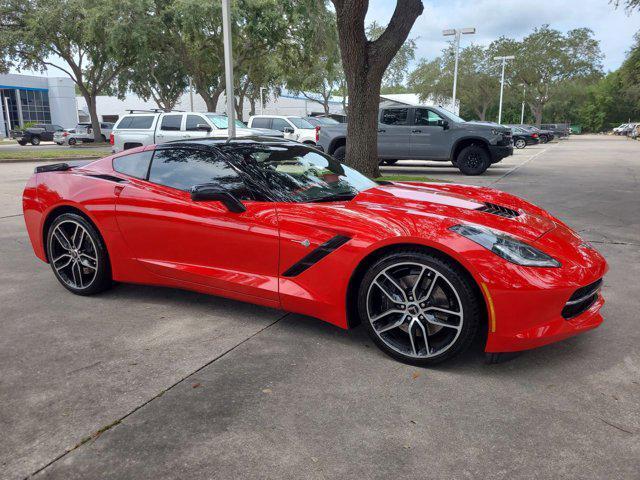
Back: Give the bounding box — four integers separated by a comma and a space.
23, 138, 608, 366
12, 124, 64, 146
516, 125, 554, 143
317, 104, 513, 175
508, 126, 540, 149
53, 129, 77, 145
613, 123, 628, 135
540, 123, 570, 138
72, 122, 115, 143
247, 115, 317, 144
621, 122, 638, 136
110, 111, 282, 153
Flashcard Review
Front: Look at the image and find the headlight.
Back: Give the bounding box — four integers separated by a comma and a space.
450, 224, 561, 267
491, 129, 498, 135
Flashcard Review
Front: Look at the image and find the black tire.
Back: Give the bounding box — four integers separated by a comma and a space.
68, 138, 77, 146
18, 140, 27, 146
456, 144, 490, 175
333, 145, 346, 163
30, 136, 41, 146
514, 138, 526, 149
539, 135, 548, 144
46, 213, 112, 296
357, 249, 481, 366
101, 134, 107, 143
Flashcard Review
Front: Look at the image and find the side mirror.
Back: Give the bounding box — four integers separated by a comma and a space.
283, 127, 294, 134
437, 119, 449, 129
190, 184, 246, 213
196, 123, 212, 132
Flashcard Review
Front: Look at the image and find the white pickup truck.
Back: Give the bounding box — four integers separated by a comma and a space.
110, 111, 283, 153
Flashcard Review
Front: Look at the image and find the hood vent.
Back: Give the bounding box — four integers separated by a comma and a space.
477, 202, 520, 218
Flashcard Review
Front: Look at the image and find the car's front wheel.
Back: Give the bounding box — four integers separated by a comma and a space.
30, 136, 41, 146
46, 213, 112, 295
456, 145, 490, 175
358, 250, 481, 366
333, 145, 346, 163
68, 138, 77, 146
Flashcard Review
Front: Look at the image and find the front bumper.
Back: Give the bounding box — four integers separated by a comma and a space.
478, 224, 608, 353
488, 144, 513, 163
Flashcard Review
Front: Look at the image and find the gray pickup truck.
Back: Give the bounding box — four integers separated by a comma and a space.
317, 104, 513, 175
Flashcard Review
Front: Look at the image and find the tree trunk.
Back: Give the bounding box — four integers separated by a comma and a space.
332, 0, 423, 179
198, 85, 224, 112
84, 93, 103, 143
529, 102, 543, 126
249, 97, 256, 117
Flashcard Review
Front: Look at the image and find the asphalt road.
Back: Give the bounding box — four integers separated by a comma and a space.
0, 136, 638, 479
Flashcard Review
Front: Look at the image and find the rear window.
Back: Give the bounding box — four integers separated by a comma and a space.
113, 151, 153, 179
160, 115, 182, 131
116, 116, 154, 130
287, 117, 314, 129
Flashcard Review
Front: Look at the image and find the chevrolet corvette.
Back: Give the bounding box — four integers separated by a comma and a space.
22, 138, 607, 365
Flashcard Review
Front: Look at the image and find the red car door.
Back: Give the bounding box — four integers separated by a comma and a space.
114, 147, 280, 303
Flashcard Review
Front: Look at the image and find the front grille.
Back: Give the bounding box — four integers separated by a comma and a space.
477, 202, 520, 218
561, 279, 603, 319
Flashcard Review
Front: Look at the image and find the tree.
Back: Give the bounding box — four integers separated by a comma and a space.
408, 43, 500, 121
332, 0, 424, 178
367, 21, 417, 89
0, 0, 152, 141
492, 26, 603, 125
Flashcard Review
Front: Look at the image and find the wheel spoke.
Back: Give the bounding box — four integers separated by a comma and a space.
381, 272, 407, 302
74, 262, 84, 288
53, 253, 72, 270
418, 272, 440, 302
424, 312, 462, 331
370, 309, 403, 323
374, 280, 402, 303
74, 228, 85, 249
425, 306, 461, 317
376, 315, 406, 334
53, 227, 72, 250
411, 266, 426, 300
78, 257, 97, 270
409, 317, 430, 355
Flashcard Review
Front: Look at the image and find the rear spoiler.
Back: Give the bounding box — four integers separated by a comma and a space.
34, 160, 95, 173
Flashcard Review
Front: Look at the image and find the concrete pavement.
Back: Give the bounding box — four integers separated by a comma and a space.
0, 135, 638, 479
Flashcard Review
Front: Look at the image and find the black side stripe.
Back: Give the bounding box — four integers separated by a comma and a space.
282, 235, 351, 277
84, 174, 128, 183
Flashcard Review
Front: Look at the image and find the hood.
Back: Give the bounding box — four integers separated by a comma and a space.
461, 121, 510, 133
351, 182, 556, 242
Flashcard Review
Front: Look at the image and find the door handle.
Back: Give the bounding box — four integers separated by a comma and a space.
412, 129, 422, 133
378, 129, 386, 133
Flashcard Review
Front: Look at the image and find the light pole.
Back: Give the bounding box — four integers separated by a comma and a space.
259, 87, 266, 115
494, 55, 514, 125
442, 27, 476, 112
520, 84, 526, 125
221, 0, 235, 138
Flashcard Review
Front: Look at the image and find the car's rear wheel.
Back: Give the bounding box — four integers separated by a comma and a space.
514, 138, 526, 149
456, 145, 490, 175
539, 135, 548, 144
30, 136, 41, 146
333, 145, 346, 163
101, 134, 107, 143
358, 250, 481, 366
46, 213, 112, 295
18, 140, 27, 146
68, 138, 77, 146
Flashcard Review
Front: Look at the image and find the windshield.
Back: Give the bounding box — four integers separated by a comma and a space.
206, 115, 246, 129
220, 144, 377, 202
315, 117, 339, 125
287, 117, 314, 129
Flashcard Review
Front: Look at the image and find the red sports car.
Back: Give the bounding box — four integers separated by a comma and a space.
22, 138, 607, 366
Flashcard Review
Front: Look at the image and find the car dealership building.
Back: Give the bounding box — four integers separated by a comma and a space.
0, 73, 78, 138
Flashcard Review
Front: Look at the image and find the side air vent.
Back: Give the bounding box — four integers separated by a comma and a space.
562, 279, 602, 319
477, 202, 520, 218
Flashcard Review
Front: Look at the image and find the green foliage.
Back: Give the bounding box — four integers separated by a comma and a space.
367, 21, 417, 89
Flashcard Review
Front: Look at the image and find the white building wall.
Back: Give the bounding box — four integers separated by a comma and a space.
47, 77, 78, 128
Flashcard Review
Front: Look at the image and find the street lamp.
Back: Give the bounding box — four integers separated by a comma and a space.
494, 55, 515, 125
259, 87, 266, 115
520, 84, 526, 125
221, 0, 235, 138
443, 27, 476, 112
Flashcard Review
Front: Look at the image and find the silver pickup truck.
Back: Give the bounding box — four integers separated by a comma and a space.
317, 104, 513, 175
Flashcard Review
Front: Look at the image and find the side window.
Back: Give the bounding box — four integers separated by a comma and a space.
251, 118, 271, 129
381, 108, 409, 125
186, 115, 207, 131
270, 118, 290, 132
116, 117, 133, 129
127, 115, 155, 129
148, 148, 251, 198
160, 115, 183, 131
414, 109, 443, 126
113, 151, 153, 179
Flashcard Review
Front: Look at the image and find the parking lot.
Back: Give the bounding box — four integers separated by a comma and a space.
1, 135, 638, 479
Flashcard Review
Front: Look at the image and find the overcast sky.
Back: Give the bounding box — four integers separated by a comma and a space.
366, 0, 640, 71
10, 0, 640, 78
